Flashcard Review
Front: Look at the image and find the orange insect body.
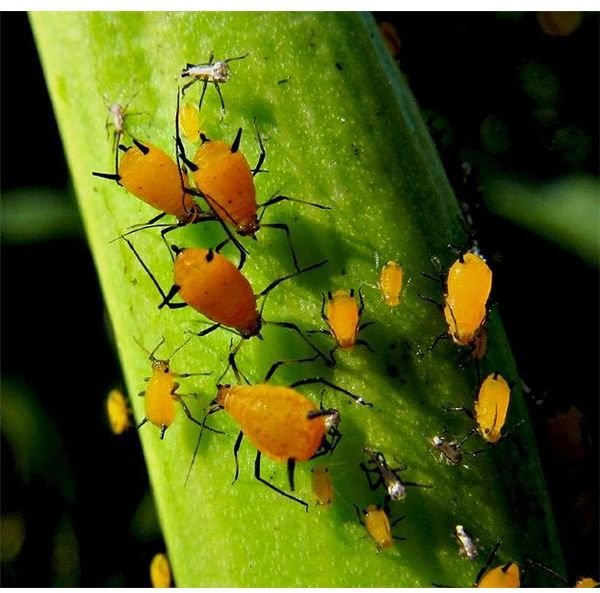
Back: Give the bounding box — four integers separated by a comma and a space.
474, 373, 510, 444
145, 359, 177, 430
174, 248, 259, 337
325, 290, 360, 349
216, 384, 327, 463
379, 261, 404, 307
192, 138, 258, 235
312, 464, 334, 507
363, 505, 394, 550
443, 252, 492, 346
477, 562, 520, 588
575, 577, 600, 588
118, 141, 198, 223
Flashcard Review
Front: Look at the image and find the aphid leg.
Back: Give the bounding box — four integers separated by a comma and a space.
355, 339, 375, 353
195, 323, 221, 338
175, 397, 225, 436
232, 430, 244, 484
353, 504, 365, 526
263, 354, 320, 382
359, 461, 384, 491
257, 194, 331, 212
137, 417, 149, 429
214, 82, 225, 111
251, 119, 267, 176
264, 320, 331, 366
261, 259, 326, 325
430, 332, 450, 352
230, 127, 243, 154
198, 80, 210, 111
442, 405, 475, 420
123, 238, 187, 310
254, 451, 308, 511
184, 403, 223, 486
290, 377, 372, 406
258, 222, 301, 271
417, 292, 443, 312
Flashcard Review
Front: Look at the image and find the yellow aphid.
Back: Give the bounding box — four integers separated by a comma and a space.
474, 373, 511, 444
444, 252, 492, 347
575, 577, 600, 588
312, 464, 334, 507
326, 290, 361, 348
106, 389, 131, 435
355, 504, 404, 551
379, 260, 403, 307
179, 102, 202, 142
150, 553, 172, 588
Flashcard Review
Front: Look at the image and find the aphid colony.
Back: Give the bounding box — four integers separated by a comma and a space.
95, 53, 570, 587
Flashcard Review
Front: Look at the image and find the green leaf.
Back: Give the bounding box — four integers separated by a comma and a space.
31, 11, 564, 587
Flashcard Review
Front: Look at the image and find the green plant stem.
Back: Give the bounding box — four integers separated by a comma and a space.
31, 11, 564, 586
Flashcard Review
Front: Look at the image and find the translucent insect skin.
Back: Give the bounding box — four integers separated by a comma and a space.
216, 384, 332, 463
379, 261, 403, 307
455, 524, 478, 560
182, 60, 232, 83
444, 252, 492, 347
312, 465, 334, 506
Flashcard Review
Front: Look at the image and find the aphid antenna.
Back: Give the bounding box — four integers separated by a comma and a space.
524, 558, 569, 586
184, 403, 224, 487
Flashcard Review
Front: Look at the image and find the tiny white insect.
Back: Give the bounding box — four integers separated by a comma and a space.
181, 52, 249, 111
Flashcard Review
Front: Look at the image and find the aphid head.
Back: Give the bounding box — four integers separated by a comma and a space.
241, 313, 262, 339
432, 435, 443, 447
237, 216, 259, 237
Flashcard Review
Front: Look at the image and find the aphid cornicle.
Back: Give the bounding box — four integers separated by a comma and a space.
443, 372, 512, 445
310, 289, 374, 363
360, 447, 432, 502
354, 503, 405, 550
149, 552, 172, 588
175, 88, 329, 272
124, 239, 329, 378
379, 261, 404, 307
192, 378, 370, 510
106, 388, 131, 435
181, 51, 249, 111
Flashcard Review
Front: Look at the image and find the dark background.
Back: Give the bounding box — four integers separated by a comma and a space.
1, 11, 598, 586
